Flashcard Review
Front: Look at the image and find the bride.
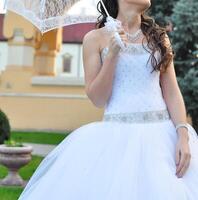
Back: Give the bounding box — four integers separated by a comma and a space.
18, 0, 198, 199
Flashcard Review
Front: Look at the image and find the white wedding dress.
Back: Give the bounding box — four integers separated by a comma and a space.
18, 42, 198, 200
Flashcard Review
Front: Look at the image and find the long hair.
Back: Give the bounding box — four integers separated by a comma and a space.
95, 0, 174, 73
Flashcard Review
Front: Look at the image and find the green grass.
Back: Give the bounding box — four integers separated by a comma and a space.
11, 131, 71, 145
0, 187, 23, 200
0, 155, 44, 200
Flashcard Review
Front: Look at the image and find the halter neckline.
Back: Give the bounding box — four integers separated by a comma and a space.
100, 41, 150, 57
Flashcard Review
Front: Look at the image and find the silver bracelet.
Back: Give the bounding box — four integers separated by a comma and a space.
175, 123, 189, 133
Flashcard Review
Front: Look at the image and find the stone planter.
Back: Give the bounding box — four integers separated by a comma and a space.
0, 144, 33, 186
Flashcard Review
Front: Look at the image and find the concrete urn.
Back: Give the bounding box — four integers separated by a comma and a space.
0, 144, 33, 186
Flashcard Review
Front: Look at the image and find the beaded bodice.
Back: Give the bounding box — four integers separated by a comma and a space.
100, 42, 168, 115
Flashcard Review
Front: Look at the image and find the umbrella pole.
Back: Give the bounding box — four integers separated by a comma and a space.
100, 0, 110, 17
3, 0, 7, 10
40, 0, 46, 13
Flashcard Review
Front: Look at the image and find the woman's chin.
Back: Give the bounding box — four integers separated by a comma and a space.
125, 0, 151, 12
140, 1, 151, 12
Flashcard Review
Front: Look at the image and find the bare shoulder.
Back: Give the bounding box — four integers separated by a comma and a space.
83, 29, 100, 51
82, 27, 108, 94
83, 27, 109, 51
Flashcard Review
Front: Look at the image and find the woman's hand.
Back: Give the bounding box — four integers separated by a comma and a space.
108, 27, 128, 58
175, 130, 191, 178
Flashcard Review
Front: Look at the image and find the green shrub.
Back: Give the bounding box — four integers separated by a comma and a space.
0, 109, 11, 144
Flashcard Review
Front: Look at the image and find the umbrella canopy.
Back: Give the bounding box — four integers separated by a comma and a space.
4, 0, 125, 49
5, 0, 102, 33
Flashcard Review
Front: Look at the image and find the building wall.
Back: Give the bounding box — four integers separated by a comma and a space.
0, 12, 104, 132
0, 52, 104, 131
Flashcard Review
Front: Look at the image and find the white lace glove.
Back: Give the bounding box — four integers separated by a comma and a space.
104, 16, 125, 50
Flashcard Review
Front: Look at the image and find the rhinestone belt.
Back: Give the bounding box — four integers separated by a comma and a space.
102, 109, 170, 123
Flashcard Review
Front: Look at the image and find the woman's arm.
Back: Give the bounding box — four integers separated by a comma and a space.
160, 34, 191, 178
82, 30, 119, 108
82, 28, 126, 108
160, 53, 188, 138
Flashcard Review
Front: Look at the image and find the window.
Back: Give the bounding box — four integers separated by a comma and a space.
56, 43, 83, 80
62, 52, 73, 73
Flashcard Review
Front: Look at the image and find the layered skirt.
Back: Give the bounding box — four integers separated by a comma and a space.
18, 109, 198, 200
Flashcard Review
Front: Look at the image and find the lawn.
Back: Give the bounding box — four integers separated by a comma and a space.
11, 131, 71, 145
0, 155, 44, 200
0, 187, 23, 200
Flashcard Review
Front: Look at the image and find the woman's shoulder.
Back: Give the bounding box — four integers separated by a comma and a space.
83, 27, 109, 50
83, 27, 107, 40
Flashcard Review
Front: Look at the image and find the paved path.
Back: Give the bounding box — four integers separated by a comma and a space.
23, 143, 57, 157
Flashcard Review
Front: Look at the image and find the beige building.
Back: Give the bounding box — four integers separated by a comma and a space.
0, 11, 104, 132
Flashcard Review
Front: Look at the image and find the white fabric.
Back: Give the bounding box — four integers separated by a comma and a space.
101, 43, 167, 114
6, 0, 101, 33
18, 43, 198, 200
6, 0, 127, 35
104, 16, 125, 50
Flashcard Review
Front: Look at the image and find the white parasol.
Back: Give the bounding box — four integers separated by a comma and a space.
3, 0, 125, 48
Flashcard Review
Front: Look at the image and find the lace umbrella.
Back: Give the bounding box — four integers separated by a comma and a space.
4, 0, 125, 48
4, 0, 98, 33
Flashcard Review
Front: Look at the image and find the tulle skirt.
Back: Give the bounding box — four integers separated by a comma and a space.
18, 119, 198, 200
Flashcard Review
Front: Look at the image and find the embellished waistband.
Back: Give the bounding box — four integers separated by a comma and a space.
102, 109, 170, 123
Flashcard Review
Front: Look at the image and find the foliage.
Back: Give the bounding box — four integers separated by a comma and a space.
4, 139, 24, 147
171, 0, 198, 129
171, 0, 198, 75
149, 0, 179, 27
0, 109, 11, 144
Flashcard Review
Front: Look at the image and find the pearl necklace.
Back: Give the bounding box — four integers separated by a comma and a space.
125, 29, 143, 42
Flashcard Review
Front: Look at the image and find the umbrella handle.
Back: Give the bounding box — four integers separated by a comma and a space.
104, 15, 125, 50
3, 0, 7, 10
100, 0, 125, 50
40, 0, 46, 13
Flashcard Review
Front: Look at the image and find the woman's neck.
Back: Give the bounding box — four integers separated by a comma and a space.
116, 4, 142, 34
117, 12, 141, 33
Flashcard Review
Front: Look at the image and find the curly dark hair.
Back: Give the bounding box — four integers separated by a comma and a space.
95, 0, 174, 73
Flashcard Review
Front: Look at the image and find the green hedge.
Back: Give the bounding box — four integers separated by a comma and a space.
0, 109, 11, 144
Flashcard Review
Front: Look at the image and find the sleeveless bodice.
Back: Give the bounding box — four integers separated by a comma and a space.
100, 43, 168, 115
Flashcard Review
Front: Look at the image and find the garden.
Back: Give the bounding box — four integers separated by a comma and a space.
0, 109, 69, 200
